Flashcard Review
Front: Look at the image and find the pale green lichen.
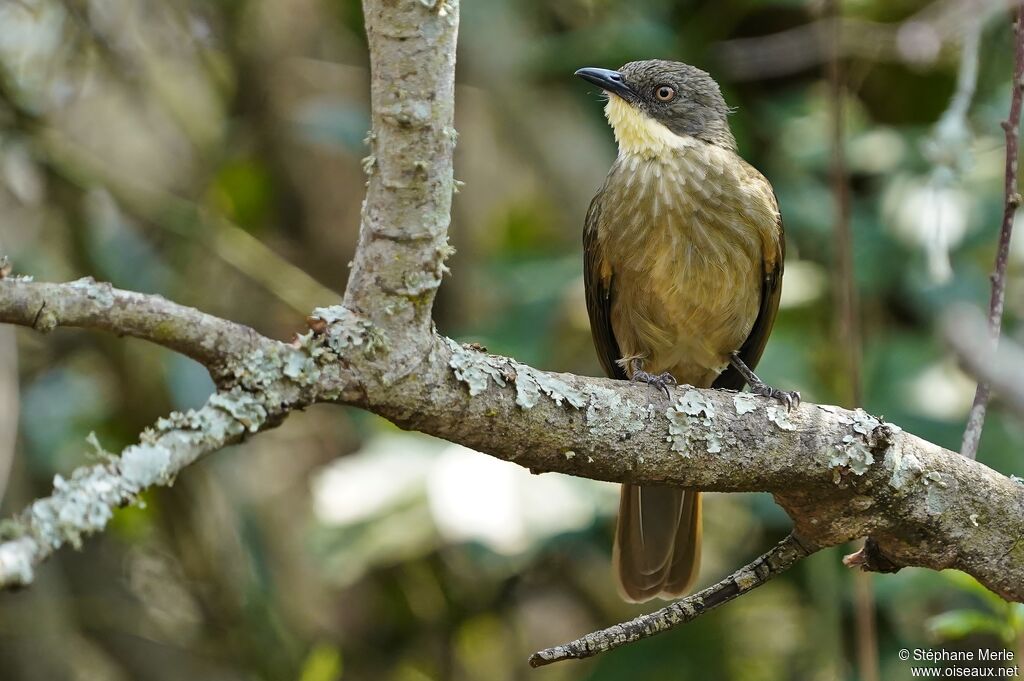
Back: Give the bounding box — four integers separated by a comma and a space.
85, 432, 113, 461
666, 390, 721, 455
733, 393, 759, 416
231, 347, 285, 390
850, 410, 882, 437
585, 387, 621, 430
208, 391, 267, 432
513, 365, 586, 409
0, 537, 36, 585
402, 270, 441, 298
435, 242, 456, 276
885, 446, 923, 490
361, 155, 377, 175
829, 409, 882, 479
30, 465, 132, 551
766, 405, 797, 431
830, 434, 874, 476
283, 350, 320, 383
310, 306, 381, 357
446, 338, 506, 396
69, 277, 115, 307
585, 386, 654, 439
119, 444, 173, 488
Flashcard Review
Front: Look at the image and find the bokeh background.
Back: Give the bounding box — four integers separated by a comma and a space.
1, 0, 1024, 679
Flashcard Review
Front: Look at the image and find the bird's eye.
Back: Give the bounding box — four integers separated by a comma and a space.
654, 85, 675, 102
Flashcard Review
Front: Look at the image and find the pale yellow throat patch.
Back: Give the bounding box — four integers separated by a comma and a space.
604, 95, 690, 158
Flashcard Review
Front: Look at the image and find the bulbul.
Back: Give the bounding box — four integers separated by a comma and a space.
576, 60, 797, 602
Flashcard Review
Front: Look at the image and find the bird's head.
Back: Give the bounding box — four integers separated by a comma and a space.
575, 60, 736, 155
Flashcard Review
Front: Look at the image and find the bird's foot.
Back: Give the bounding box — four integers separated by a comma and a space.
628, 360, 676, 398
749, 381, 801, 411
728, 351, 800, 411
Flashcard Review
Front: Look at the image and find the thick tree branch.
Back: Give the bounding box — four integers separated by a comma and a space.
2, 277, 1023, 603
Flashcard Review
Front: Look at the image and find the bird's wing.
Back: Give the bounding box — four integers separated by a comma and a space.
713, 189, 785, 392
583, 192, 626, 380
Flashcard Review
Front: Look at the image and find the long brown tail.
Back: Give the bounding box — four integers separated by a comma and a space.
613, 485, 702, 602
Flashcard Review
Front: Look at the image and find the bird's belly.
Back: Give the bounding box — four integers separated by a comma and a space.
602, 166, 765, 387
610, 252, 760, 387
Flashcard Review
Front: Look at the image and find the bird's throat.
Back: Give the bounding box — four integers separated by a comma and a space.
604, 96, 689, 159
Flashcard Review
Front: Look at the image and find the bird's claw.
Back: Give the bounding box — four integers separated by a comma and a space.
631, 369, 676, 398
751, 383, 801, 411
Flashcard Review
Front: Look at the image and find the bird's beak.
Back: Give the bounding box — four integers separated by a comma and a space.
574, 67, 633, 99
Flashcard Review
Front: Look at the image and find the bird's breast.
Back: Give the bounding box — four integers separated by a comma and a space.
598, 144, 779, 385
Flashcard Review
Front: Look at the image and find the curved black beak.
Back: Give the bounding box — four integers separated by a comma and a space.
574, 67, 633, 99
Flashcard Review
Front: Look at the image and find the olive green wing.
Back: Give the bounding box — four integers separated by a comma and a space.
583, 193, 626, 381
713, 203, 784, 392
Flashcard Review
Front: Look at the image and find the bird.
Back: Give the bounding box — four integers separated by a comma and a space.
575, 60, 798, 602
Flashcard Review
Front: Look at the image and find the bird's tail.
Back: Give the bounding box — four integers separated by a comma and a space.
613, 485, 702, 602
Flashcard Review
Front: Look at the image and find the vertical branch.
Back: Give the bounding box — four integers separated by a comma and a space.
344, 0, 460, 370
825, 3, 878, 681
960, 5, 1024, 460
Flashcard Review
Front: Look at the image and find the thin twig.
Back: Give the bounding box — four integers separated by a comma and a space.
960, 5, 1024, 460
528, 534, 816, 667
944, 304, 1024, 417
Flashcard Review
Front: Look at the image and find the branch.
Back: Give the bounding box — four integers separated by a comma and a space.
0, 389, 279, 586
3, 278, 1023, 604
960, 4, 1024, 459
944, 304, 1024, 417
343, 0, 459, 372
0, 275, 268, 379
528, 533, 816, 667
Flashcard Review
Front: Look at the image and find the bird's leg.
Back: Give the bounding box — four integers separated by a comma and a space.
628, 359, 676, 398
728, 352, 801, 411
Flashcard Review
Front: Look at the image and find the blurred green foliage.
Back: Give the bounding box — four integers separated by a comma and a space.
1, 0, 1023, 680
